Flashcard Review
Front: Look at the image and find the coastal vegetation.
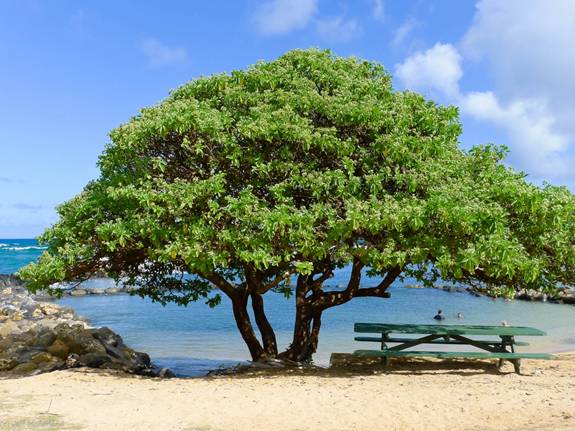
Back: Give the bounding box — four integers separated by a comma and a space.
19, 49, 575, 363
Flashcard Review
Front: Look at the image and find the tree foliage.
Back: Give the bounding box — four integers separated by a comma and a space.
19, 49, 575, 361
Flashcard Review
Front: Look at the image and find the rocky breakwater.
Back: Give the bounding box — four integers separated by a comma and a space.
514, 286, 575, 304
0, 275, 171, 377
405, 281, 575, 305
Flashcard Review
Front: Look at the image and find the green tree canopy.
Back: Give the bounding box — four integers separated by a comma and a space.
19, 49, 575, 361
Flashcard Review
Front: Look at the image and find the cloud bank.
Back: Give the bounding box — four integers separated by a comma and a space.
394, 1, 575, 183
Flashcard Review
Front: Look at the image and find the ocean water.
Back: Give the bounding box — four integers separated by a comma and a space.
0, 239, 46, 274
2, 239, 575, 376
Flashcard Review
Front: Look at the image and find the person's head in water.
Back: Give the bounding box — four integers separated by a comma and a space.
457, 312, 464, 319
433, 309, 445, 321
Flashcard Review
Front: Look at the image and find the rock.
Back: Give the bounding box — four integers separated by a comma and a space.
47, 339, 70, 359
87, 288, 107, 295
104, 287, 121, 294
0, 320, 19, 337
515, 291, 532, 301
159, 367, 176, 378
54, 324, 107, 355
65, 353, 80, 367
32, 329, 57, 348
0, 357, 18, 371
39, 303, 62, 316
1, 304, 20, 317
10, 361, 38, 374
77, 353, 111, 368
91, 327, 121, 347
0, 274, 23, 288
69, 289, 88, 296
0, 275, 170, 378
31, 351, 58, 364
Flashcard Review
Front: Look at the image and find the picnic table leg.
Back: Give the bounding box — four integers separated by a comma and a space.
499, 335, 519, 372
381, 332, 390, 350
381, 332, 390, 366
450, 334, 518, 372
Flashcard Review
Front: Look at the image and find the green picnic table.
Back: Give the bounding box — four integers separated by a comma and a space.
353, 322, 555, 373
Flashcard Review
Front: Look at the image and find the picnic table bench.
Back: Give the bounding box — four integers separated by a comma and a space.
353, 323, 555, 373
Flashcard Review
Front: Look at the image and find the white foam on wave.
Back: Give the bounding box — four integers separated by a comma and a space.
1, 246, 47, 251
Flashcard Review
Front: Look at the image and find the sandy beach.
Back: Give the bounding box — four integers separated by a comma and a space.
1, 354, 574, 431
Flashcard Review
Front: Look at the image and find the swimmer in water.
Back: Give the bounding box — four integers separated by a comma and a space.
433, 309, 445, 321
457, 312, 464, 319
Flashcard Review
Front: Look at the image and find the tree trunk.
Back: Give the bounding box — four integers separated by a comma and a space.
225, 265, 400, 363
231, 291, 265, 361
251, 291, 278, 356
279, 275, 324, 362
279, 303, 322, 362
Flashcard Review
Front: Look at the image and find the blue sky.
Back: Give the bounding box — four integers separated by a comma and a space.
1, 0, 574, 238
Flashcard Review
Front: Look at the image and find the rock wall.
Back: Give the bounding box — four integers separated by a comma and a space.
0, 276, 172, 377
405, 280, 575, 304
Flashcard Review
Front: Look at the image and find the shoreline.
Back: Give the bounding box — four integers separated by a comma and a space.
4, 272, 575, 377
1, 352, 574, 431
3, 272, 575, 305
0, 276, 167, 378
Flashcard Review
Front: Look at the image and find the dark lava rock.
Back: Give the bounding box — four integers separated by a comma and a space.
562, 295, 575, 305
0, 274, 169, 378
0, 323, 162, 377
0, 274, 23, 288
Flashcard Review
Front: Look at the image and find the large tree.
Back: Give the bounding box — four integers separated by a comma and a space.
20, 50, 575, 362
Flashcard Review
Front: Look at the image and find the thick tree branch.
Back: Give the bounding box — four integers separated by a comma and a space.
353, 266, 402, 298
313, 257, 363, 309
257, 269, 295, 294
311, 268, 334, 288
202, 271, 236, 298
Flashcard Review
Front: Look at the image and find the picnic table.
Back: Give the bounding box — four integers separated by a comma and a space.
353, 322, 555, 373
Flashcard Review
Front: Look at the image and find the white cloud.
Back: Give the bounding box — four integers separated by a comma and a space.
372, 0, 384, 22
391, 18, 416, 47
254, 0, 318, 35
460, 0, 575, 181
395, 38, 573, 179
462, 0, 575, 140
141, 38, 189, 68
461, 92, 571, 177
394, 43, 462, 98
316, 17, 360, 43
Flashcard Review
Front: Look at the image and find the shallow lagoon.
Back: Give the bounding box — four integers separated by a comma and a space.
2, 239, 573, 376
58, 276, 575, 376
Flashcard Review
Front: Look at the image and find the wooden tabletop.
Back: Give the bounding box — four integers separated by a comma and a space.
354, 323, 546, 336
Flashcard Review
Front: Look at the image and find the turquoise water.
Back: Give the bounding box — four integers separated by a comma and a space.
56, 279, 575, 376
0, 239, 46, 274
2, 239, 575, 376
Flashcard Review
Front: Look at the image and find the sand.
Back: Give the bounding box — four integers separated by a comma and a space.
1, 354, 574, 431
